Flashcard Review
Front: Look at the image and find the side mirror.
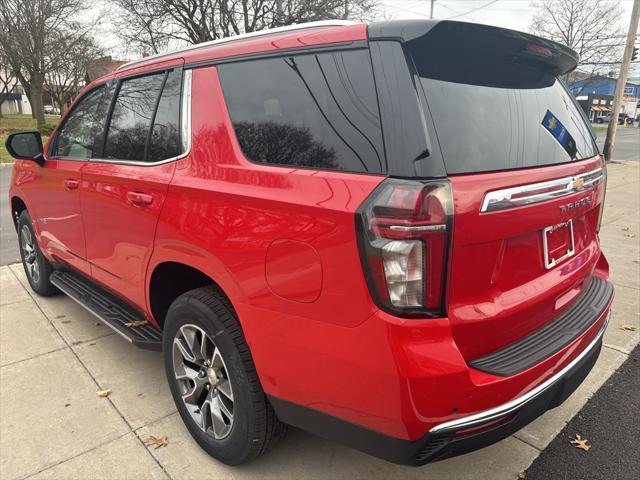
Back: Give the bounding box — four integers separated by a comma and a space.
5, 131, 45, 166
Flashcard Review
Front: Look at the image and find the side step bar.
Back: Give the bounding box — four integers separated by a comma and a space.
50, 271, 162, 351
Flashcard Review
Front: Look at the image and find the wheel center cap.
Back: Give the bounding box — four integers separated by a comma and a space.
206, 368, 217, 385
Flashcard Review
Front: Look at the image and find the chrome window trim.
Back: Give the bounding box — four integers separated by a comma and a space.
429, 309, 611, 435
90, 69, 192, 167
480, 167, 604, 213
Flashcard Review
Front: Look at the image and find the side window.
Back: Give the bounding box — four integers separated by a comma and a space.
52, 87, 104, 159
104, 72, 165, 162
217, 49, 385, 174
147, 69, 181, 161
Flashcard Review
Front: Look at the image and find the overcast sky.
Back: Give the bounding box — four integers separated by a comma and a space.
377, 0, 638, 78
98, 0, 639, 79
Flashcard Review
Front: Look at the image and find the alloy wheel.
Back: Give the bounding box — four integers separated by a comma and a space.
172, 324, 235, 439
20, 225, 40, 284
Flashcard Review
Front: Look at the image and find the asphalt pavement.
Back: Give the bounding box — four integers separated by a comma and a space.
595, 127, 640, 162
0, 166, 19, 265
526, 345, 640, 480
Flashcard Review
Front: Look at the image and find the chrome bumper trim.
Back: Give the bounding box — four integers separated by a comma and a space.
429, 310, 611, 434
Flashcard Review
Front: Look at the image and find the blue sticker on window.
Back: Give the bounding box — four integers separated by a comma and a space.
542, 110, 577, 158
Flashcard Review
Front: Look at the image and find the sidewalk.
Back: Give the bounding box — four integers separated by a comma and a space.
0, 162, 638, 480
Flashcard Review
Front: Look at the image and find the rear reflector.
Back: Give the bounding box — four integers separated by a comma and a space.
356, 179, 453, 317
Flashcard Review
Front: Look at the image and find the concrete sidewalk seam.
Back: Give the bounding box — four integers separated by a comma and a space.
19, 431, 134, 480
512, 434, 543, 452
0, 345, 68, 369
8, 267, 175, 480
603, 343, 634, 355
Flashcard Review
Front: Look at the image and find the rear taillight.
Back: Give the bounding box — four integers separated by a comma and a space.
356, 179, 453, 317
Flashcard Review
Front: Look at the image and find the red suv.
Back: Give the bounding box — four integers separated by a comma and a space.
7, 20, 613, 466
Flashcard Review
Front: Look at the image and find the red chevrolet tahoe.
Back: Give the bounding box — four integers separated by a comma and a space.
7, 20, 613, 466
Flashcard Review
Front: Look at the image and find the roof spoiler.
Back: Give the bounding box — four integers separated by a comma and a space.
368, 20, 578, 77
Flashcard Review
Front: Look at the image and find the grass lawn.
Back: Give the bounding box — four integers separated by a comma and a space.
0, 114, 58, 163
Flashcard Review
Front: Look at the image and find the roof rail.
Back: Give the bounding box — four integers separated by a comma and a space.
116, 20, 359, 72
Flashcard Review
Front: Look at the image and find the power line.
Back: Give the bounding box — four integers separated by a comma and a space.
378, 1, 432, 18
445, 0, 501, 19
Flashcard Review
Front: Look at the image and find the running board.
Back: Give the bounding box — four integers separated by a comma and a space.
50, 271, 162, 351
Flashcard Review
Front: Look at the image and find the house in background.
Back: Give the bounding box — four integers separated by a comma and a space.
0, 67, 32, 116
85, 56, 128, 83
569, 77, 640, 123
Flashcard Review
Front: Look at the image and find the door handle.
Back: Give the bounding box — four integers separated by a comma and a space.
64, 179, 79, 190
127, 191, 154, 206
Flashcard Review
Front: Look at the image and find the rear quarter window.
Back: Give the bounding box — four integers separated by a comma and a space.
217, 49, 385, 174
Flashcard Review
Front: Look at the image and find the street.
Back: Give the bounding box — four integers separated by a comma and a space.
0, 166, 19, 266
595, 127, 640, 162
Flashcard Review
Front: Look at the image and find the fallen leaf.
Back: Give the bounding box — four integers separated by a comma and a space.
621, 227, 630, 231
96, 389, 111, 398
518, 471, 527, 479
624, 233, 635, 238
618, 324, 638, 332
143, 435, 169, 449
125, 320, 149, 328
570, 433, 591, 451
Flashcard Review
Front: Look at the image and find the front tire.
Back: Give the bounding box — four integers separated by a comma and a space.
17, 210, 57, 296
163, 286, 286, 465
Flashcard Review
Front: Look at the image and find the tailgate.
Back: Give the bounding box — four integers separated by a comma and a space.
448, 156, 606, 359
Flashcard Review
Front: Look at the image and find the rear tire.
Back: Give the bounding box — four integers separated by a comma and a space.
17, 210, 57, 296
163, 286, 286, 465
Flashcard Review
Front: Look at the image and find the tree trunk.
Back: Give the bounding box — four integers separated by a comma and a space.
30, 73, 46, 126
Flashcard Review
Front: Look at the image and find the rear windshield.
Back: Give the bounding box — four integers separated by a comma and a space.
409, 38, 597, 174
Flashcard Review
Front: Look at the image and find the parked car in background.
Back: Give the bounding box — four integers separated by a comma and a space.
43, 105, 60, 115
6, 20, 613, 466
597, 112, 629, 125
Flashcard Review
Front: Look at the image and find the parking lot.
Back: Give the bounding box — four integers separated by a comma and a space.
0, 160, 637, 479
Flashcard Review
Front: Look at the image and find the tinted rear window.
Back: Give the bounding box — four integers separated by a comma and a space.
409, 40, 597, 174
218, 49, 385, 174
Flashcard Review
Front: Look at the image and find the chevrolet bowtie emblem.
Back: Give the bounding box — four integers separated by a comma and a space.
572, 177, 584, 190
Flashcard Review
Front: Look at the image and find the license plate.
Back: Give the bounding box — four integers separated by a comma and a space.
542, 220, 575, 269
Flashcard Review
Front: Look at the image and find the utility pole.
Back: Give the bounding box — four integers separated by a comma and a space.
603, 0, 640, 161
276, 0, 283, 26
430, 0, 436, 19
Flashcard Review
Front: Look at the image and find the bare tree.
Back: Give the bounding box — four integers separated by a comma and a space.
111, 0, 375, 56
45, 34, 102, 114
0, 0, 97, 125
0, 45, 18, 117
112, 0, 173, 55
530, 0, 625, 84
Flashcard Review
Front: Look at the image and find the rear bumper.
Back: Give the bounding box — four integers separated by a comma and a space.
269, 310, 609, 465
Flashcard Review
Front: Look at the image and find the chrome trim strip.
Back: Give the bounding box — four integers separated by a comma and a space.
389, 224, 446, 232
116, 21, 358, 72
89, 69, 192, 167
429, 310, 611, 434
481, 167, 604, 213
